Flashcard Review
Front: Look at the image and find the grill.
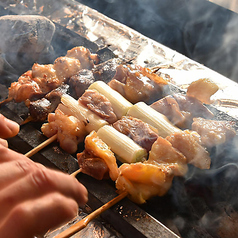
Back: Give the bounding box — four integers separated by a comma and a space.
0, 1, 238, 237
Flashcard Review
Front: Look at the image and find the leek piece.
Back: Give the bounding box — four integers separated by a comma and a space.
97, 125, 147, 164
60, 94, 108, 132
127, 102, 181, 138
88, 81, 133, 119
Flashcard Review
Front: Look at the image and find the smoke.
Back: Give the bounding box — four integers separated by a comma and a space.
78, 0, 238, 82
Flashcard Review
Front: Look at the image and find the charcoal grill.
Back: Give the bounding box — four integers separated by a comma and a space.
0, 1, 238, 237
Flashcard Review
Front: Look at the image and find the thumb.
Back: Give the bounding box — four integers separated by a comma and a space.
0, 114, 19, 139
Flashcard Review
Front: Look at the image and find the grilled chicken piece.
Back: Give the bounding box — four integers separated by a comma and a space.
41, 108, 87, 154
186, 78, 219, 104
53, 56, 82, 82
116, 162, 174, 204
192, 117, 236, 147
148, 136, 188, 176
66, 46, 100, 69
77, 131, 119, 181
166, 130, 211, 170
151, 93, 214, 128
26, 84, 69, 121
68, 69, 95, 99
79, 89, 117, 124
108, 64, 168, 104
4, 46, 99, 105
112, 116, 158, 152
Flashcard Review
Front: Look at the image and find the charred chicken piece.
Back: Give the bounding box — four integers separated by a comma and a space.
25, 84, 69, 122
77, 131, 119, 181
79, 89, 117, 124
112, 116, 158, 152
108, 64, 168, 104
41, 108, 87, 154
192, 117, 236, 147
68, 69, 95, 99
151, 93, 214, 128
92, 58, 123, 83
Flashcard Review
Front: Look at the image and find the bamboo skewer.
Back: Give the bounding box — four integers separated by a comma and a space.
70, 168, 82, 177
24, 134, 58, 157
0, 97, 13, 108
54, 191, 128, 238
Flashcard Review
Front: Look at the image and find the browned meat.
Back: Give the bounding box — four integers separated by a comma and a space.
66, 46, 100, 69
92, 58, 122, 83
112, 116, 158, 152
147, 136, 188, 176
186, 78, 219, 104
68, 69, 95, 99
77, 151, 110, 180
151, 93, 214, 128
192, 117, 236, 147
26, 84, 69, 121
79, 89, 117, 124
166, 130, 211, 170
150, 95, 185, 127
108, 64, 168, 104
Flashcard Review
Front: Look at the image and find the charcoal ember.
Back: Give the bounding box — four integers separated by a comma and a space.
0, 15, 55, 75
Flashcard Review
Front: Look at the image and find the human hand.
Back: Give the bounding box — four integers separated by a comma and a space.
0, 114, 88, 238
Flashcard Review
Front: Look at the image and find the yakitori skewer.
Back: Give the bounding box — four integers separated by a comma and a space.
54, 191, 128, 238
24, 134, 57, 158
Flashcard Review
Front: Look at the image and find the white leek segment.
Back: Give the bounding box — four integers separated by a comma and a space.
88, 81, 133, 119
127, 102, 181, 138
97, 125, 147, 164
60, 94, 108, 133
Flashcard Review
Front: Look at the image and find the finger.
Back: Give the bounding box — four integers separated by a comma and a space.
0, 114, 19, 139
0, 193, 79, 238
0, 167, 88, 219
0, 160, 44, 190
0, 145, 30, 163
0, 138, 8, 147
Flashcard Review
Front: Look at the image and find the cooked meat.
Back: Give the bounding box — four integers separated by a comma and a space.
26, 84, 69, 121
8, 70, 44, 102
166, 130, 211, 170
108, 64, 168, 104
150, 95, 185, 127
116, 162, 174, 204
53, 56, 82, 82
112, 116, 158, 152
41, 108, 87, 154
148, 136, 188, 176
79, 89, 117, 124
192, 117, 236, 147
68, 69, 95, 99
3, 46, 99, 105
92, 58, 122, 83
151, 93, 214, 128
66, 46, 100, 69
77, 151, 110, 180
186, 78, 219, 104
77, 131, 119, 181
